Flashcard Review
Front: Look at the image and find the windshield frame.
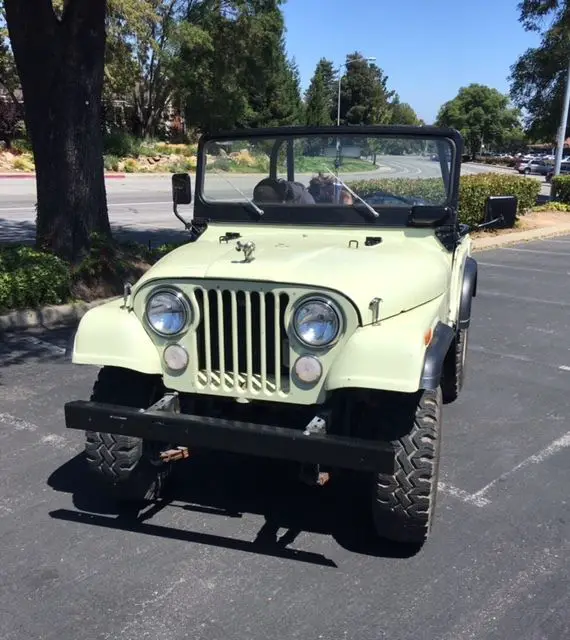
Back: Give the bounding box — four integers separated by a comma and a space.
193, 125, 463, 227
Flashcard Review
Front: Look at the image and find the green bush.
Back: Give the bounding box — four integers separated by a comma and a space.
551, 175, 570, 203
459, 173, 540, 225
103, 130, 141, 158
103, 155, 120, 172
0, 246, 71, 312
348, 177, 448, 207
474, 157, 516, 167
10, 138, 33, 154
347, 173, 540, 226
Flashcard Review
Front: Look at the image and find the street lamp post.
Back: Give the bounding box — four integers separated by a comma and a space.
551, 55, 570, 198
335, 56, 376, 172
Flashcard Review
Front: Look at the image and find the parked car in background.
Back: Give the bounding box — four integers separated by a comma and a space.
545, 162, 570, 183
516, 158, 552, 176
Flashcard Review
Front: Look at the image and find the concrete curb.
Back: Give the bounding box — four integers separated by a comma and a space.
471, 223, 570, 251
3, 223, 570, 333
0, 296, 119, 333
0, 173, 126, 179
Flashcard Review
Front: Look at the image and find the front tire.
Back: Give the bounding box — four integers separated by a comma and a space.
441, 326, 469, 403
371, 387, 442, 545
85, 366, 173, 504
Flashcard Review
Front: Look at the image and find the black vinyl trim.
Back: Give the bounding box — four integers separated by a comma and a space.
459, 256, 478, 329
194, 124, 464, 224
64, 400, 395, 473
420, 322, 455, 390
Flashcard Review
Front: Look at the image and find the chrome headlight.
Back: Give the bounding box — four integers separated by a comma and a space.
293, 298, 342, 347
145, 289, 190, 336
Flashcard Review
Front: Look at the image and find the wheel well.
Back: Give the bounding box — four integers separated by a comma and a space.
459, 256, 477, 329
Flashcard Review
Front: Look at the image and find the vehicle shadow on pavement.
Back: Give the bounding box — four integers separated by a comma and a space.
0, 217, 192, 248
47, 451, 423, 564
0, 327, 71, 370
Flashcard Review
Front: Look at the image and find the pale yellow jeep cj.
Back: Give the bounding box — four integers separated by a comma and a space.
65, 125, 515, 547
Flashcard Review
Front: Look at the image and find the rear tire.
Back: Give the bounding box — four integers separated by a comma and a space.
84, 366, 172, 504
371, 387, 442, 545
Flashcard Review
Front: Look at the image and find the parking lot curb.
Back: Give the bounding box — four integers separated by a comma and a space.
0, 297, 119, 333
0, 173, 126, 179
472, 223, 570, 252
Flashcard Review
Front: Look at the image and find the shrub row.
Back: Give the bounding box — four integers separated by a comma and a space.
0, 239, 187, 313
473, 157, 516, 167
0, 246, 71, 312
347, 172, 541, 226
550, 175, 570, 203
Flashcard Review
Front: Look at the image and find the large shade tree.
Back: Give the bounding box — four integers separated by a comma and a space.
436, 83, 521, 157
4, 0, 111, 262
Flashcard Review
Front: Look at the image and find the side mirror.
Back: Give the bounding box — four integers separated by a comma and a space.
172, 173, 192, 205
478, 195, 518, 230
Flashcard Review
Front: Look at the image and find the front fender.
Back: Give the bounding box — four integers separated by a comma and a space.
70, 298, 161, 374
325, 295, 449, 393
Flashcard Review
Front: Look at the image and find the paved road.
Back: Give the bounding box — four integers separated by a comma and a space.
1, 235, 569, 639
0, 158, 549, 245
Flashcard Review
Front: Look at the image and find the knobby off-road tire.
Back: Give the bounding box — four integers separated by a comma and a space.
372, 386, 442, 545
441, 327, 469, 403
85, 366, 172, 504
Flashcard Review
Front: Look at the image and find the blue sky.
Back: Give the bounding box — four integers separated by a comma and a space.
282, 0, 543, 123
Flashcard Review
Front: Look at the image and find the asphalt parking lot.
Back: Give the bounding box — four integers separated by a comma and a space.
1, 235, 570, 640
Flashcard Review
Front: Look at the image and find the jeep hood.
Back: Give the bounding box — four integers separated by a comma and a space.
136, 229, 450, 323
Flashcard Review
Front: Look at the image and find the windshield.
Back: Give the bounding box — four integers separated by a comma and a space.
198, 130, 457, 222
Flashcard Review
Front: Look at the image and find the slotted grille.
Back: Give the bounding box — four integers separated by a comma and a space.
193, 288, 290, 395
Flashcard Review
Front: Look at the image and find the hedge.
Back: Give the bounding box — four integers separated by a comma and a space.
0, 239, 188, 313
347, 172, 541, 226
550, 175, 570, 203
0, 246, 71, 312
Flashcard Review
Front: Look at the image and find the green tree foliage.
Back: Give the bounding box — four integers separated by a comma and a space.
509, 0, 570, 140
304, 57, 335, 126
338, 52, 394, 125
389, 94, 420, 125
436, 84, 521, 156
181, 0, 302, 133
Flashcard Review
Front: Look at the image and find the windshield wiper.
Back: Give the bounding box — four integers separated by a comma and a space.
212, 169, 264, 218
323, 167, 379, 219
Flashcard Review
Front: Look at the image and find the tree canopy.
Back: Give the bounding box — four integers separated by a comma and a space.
509, 0, 570, 140
435, 83, 521, 156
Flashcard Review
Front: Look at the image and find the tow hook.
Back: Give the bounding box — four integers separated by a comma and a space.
159, 446, 190, 463
299, 464, 330, 487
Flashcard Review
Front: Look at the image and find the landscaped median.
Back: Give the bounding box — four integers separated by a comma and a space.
0, 172, 561, 332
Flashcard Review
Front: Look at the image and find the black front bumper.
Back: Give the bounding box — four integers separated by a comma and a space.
64, 401, 395, 473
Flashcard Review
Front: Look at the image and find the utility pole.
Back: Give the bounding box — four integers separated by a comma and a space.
551, 55, 570, 198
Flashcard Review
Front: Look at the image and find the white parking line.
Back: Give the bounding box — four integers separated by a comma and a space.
0, 413, 38, 431
438, 482, 490, 508
503, 247, 570, 256
477, 261, 570, 275
476, 290, 570, 307
470, 431, 570, 502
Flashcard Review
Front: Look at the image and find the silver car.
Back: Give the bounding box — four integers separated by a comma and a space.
517, 159, 552, 176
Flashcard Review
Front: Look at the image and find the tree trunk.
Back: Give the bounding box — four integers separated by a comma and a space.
4, 0, 111, 264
